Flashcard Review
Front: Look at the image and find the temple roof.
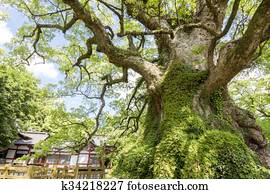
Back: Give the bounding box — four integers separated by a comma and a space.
15, 131, 107, 147
15, 131, 49, 145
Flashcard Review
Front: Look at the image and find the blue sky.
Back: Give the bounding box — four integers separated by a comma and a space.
0, 6, 81, 110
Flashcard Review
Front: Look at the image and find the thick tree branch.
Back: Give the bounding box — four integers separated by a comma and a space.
90, 68, 129, 137
23, 27, 44, 64
67, 68, 129, 150
63, 0, 162, 89
202, 0, 270, 96
68, 37, 96, 80
35, 15, 78, 33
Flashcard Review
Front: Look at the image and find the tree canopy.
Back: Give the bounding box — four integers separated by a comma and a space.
0, 64, 49, 147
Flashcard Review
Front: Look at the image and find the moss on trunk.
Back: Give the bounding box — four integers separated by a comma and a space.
110, 64, 270, 179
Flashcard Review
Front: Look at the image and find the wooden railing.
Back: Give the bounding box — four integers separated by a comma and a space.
0, 164, 105, 179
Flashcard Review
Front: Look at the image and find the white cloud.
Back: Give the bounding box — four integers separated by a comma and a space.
0, 21, 13, 44
27, 59, 59, 79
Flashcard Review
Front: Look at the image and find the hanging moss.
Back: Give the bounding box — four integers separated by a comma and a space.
182, 130, 263, 178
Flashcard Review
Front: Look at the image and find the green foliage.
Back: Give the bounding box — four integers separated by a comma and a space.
182, 130, 263, 178
230, 74, 270, 141
34, 105, 96, 156
110, 135, 154, 178
258, 119, 270, 141
0, 10, 8, 21
0, 64, 46, 147
125, 0, 196, 22
153, 126, 188, 178
230, 76, 270, 118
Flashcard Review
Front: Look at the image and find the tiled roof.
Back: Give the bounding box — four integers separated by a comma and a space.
15, 131, 49, 145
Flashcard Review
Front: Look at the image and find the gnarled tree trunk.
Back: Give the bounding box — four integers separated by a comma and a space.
111, 0, 270, 178
113, 54, 270, 178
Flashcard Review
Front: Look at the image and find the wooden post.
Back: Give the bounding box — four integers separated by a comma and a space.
63, 166, 68, 178
74, 165, 79, 178
86, 165, 92, 179
100, 146, 105, 179
51, 166, 57, 179
43, 166, 48, 179
27, 165, 33, 178
2, 164, 9, 179
3, 164, 9, 179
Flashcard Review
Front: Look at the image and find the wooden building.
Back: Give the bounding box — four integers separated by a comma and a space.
0, 131, 112, 179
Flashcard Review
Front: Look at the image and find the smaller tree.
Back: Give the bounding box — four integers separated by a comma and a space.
0, 64, 48, 147
34, 105, 96, 155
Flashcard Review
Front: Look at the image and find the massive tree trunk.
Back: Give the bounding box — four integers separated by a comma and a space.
112, 1, 270, 178
113, 50, 270, 178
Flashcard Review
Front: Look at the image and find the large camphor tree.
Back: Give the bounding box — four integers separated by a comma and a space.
2, 0, 270, 178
